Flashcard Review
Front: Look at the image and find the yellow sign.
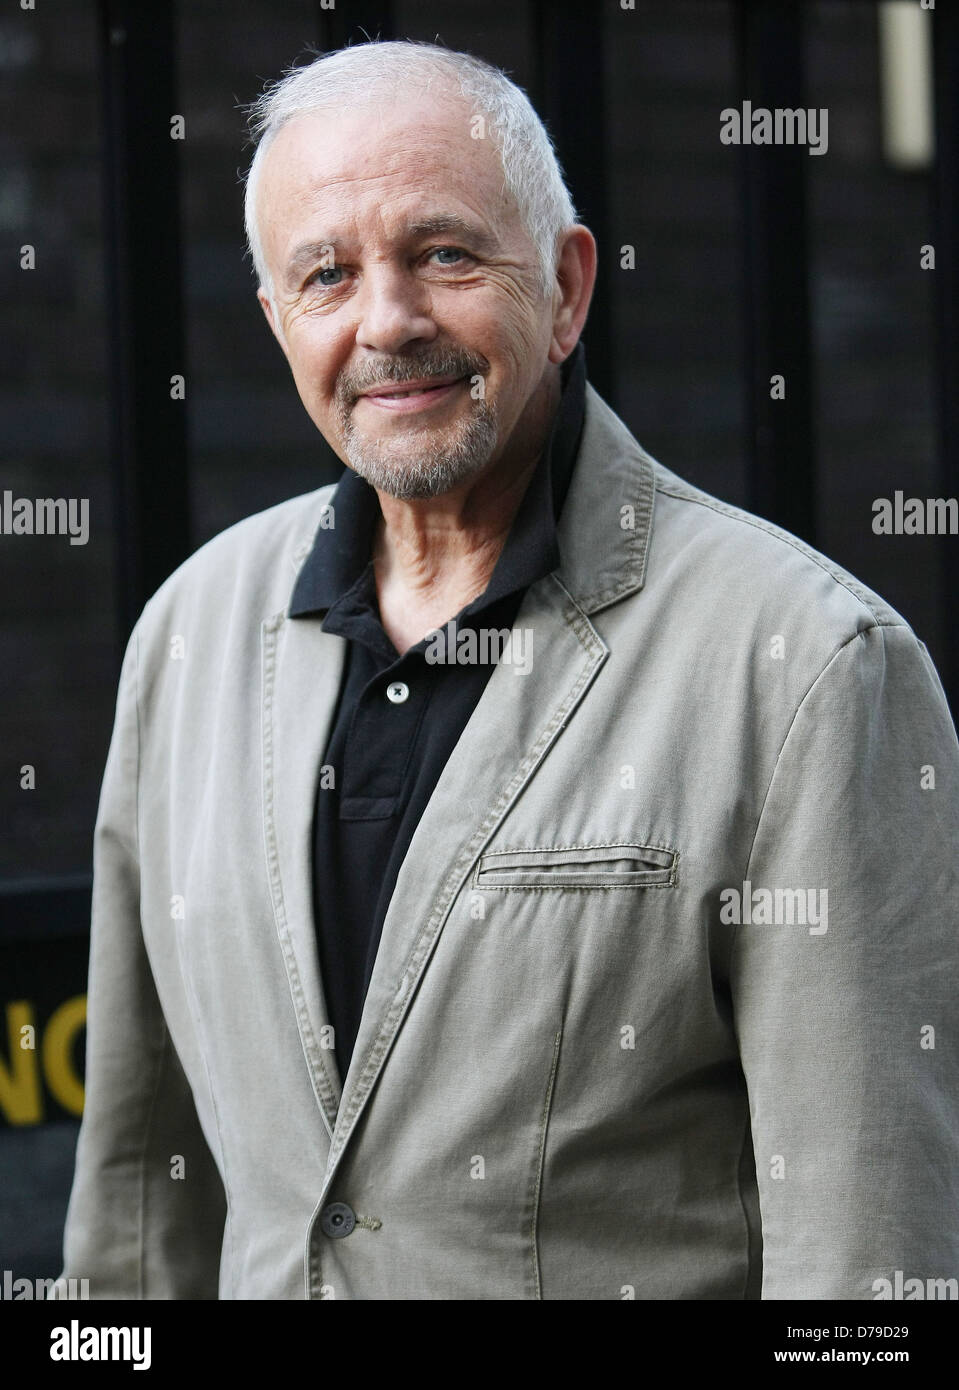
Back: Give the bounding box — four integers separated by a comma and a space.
0, 997, 86, 1125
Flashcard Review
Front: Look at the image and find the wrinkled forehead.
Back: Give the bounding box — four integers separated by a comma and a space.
255, 93, 519, 264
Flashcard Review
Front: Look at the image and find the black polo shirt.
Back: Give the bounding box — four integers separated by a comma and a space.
289, 342, 587, 1081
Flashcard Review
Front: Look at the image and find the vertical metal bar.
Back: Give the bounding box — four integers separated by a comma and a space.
529, 0, 612, 399
98, 0, 190, 646
735, 0, 816, 546
932, 4, 959, 716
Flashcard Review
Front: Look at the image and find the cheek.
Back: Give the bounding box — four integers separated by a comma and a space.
284, 330, 340, 412
436, 275, 543, 353
484, 313, 551, 389
482, 289, 549, 360
449, 311, 538, 381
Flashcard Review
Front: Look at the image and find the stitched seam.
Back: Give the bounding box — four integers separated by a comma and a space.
289, 486, 338, 592
529, 1029, 563, 1301
172, 918, 238, 1297
474, 881, 677, 893
575, 441, 655, 613
262, 616, 338, 1297
655, 480, 909, 625
740, 627, 879, 887
475, 844, 679, 890
327, 579, 606, 1166
478, 841, 676, 856
730, 628, 880, 990
261, 616, 339, 1133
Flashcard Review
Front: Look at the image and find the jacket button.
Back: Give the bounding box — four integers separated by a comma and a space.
320, 1201, 356, 1238
386, 681, 410, 704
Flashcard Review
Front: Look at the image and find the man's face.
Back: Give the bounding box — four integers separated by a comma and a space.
255, 93, 561, 499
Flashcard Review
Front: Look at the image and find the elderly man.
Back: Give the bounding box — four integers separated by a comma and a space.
61, 40, 958, 1301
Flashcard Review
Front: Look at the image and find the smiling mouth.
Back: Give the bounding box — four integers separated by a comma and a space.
360, 375, 465, 400
376, 385, 447, 398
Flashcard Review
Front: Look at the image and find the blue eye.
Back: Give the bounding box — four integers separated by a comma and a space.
432, 247, 466, 264
315, 266, 344, 286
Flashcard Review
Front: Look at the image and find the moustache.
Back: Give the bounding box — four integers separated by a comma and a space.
338, 350, 490, 405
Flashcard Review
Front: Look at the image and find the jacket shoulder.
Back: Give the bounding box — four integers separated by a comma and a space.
650, 461, 908, 633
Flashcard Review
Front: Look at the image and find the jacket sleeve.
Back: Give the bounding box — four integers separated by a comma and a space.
58, 624, 227, 1299
729, 621, 959, 1300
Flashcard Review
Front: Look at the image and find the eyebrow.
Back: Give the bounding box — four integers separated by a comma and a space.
283, 214, 499, 289
404, 215, 498, 251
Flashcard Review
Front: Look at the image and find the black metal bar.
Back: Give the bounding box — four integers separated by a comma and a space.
97, 1, 190, 646
735, 0, 816, 547
316, 1, 393, 51
932, 4, 959, 717
528, 0, 612, 401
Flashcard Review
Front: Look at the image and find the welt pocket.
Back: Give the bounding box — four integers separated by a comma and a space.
472, 842, 678, 891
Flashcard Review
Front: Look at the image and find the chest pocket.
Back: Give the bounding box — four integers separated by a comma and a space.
472, 842, 678, 890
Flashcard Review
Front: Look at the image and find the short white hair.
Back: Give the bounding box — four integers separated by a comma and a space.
242, 39, 579, 302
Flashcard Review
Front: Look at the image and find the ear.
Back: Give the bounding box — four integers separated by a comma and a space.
547, 225, 597, 365
257, 288, 290, 359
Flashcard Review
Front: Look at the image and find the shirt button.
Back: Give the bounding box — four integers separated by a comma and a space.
320, 1202, 356, 1238
386, 681, 410, 704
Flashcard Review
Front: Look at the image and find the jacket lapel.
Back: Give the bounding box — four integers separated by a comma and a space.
261, 608, 345, 1137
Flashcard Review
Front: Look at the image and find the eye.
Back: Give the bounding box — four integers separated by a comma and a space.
428, 246, 470, 265
309, 265, 344, 287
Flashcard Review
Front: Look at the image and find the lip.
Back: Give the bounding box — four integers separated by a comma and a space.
357, 375, 466, 414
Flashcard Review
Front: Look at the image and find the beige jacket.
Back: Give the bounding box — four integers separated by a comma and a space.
61, 384, 959, 1299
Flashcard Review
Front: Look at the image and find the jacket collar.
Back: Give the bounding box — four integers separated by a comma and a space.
553, 381, 656, 615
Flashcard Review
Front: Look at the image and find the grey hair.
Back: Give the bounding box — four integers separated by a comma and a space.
241, 39, 578, 302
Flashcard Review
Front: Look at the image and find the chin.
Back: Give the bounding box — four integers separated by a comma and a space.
343, 406, 500, 500
347, 453, 492, 501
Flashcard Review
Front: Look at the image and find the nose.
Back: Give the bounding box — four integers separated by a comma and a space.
354, 263, 438, 356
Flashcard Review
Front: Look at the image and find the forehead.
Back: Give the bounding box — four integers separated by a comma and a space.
256, 94, 518, 261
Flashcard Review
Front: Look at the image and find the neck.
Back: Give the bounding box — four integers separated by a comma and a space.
372, 367, 561, 652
